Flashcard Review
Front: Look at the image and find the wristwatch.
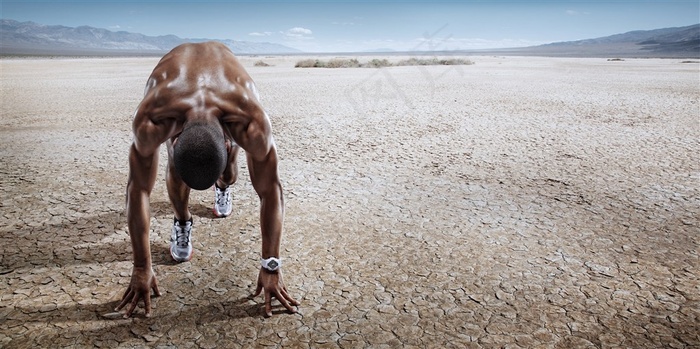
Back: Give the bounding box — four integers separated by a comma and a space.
261, 257, 281, 272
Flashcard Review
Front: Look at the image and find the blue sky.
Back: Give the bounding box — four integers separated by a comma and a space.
2, 1, 699, 52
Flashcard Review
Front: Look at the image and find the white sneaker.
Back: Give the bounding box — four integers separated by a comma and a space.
213, 185, 232, 218
170, 218, 193, 262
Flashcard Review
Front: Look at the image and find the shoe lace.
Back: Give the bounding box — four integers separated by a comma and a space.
174, 223, 190, 247
216, 187, 231, 207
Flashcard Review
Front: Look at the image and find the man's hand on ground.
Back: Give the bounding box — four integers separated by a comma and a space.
116, 266, 161, 318
253, 268, 300, 317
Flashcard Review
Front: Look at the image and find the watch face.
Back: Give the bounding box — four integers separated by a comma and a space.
267, 260, 279, 270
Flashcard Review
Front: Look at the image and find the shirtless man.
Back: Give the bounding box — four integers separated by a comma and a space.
116, 42, 299, 318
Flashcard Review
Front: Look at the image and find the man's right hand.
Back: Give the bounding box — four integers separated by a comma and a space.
116, 266, 161, 318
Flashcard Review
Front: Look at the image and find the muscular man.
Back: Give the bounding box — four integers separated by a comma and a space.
116, 42, 299, 318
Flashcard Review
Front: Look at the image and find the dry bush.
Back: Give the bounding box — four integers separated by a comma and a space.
295, 59, 326, 68
326, 58, 361, 68
254, 60, 271, 67
397, 57, 431, 66
361, 58, 392, 68
440, 58, 474, 65
397, 57, 474, 66
295, 57, 473, 68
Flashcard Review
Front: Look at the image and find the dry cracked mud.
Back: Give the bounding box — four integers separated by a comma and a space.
1, 56, 698, 348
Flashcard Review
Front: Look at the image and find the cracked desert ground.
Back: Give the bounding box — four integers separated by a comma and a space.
1, 55, 698, 348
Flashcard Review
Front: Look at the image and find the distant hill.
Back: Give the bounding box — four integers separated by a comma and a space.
506, 24, 699, 58
0, 19, 302, 55
2, 19, 698, 57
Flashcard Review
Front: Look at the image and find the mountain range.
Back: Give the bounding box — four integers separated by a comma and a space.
0, 19, 698, 57
501, 23, 699, 58
0, 19, 301, 55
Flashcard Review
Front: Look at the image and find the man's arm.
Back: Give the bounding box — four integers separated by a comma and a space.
247, 144, 300, 317
228, 108, 299, 316
126, 142, 158, 268
116, 111, 168, 317
248, 145, 283, 259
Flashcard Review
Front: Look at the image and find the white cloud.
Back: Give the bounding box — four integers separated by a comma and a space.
278, 27, 317, 51
249, 31, 272, 37
109, 25, 121, 30
283, 27, 313, 38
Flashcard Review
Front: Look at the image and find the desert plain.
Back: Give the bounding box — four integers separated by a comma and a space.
0, 55, 698, 348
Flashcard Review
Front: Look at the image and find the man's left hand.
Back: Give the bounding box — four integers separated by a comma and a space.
253, 268, 299, 317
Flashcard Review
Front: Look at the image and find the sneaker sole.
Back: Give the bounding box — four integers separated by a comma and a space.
170, 246, 193, 263
212, 207, 231, 218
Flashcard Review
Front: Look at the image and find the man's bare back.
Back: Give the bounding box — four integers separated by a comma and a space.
117, 42, 298, 318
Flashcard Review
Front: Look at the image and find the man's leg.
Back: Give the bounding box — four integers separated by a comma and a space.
214, 142, 239, 217
166, 139, 192, 221
218, 141, 240, 188
166, 139, 193, 262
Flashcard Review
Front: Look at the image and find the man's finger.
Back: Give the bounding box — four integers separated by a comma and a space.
279, 287, 300, 306
121, 286, 131, 301
152, 277, 161, 297
124, 296, 139, 318
264, 291, 273, 317
278, 287, 292, 303
276, 291, 297, 314
253, 280, 263, 297
116, 288, 133, 311
144, 293, 152, 318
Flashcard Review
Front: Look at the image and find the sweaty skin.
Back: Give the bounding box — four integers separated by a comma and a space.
116, 42, 299, 317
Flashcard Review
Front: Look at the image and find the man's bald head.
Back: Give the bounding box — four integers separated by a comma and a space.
173, 121, 227, 190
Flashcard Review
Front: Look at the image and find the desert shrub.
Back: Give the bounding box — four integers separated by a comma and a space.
294, 57, 473, 68
295, 59, 326, 68
294, 59, 311, 68
607, 58, 625, 62
362, 58, 392, 68
397, 57, 473, 66
398, 57, 446, 66
295, 58, 359, 68
396, 57, 426, 66
325, 59, 344, 68
326, 58, 361, 68
254, 60, 271, 67
439, 58, 474, 65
